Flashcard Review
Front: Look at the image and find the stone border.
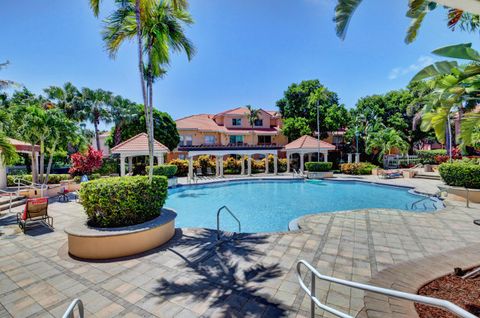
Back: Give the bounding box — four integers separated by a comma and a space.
65, 208, 176, 260
358, 244, 480, 318
439, 185, 480, 203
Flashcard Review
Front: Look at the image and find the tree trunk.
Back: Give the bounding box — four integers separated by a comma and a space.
94, 116, 101, 151
147, 52, 155, 179
114, 122, 123, 146
134, 0, 153, 181
45, 140, 57, 184
39, 138, 45, 183
31, 146, 37, 184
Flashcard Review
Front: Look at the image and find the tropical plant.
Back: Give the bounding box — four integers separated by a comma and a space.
0, 61, 20, 91
0, 133, 18, 165
365, 128, 409, 160
281, 117, 312, 141
79, 88, 113, 151
334, 0, 480, 43
44, 82, 82, 120
69, 146, 103, 176
245, 105, 260, 144
109, 95, 138, 146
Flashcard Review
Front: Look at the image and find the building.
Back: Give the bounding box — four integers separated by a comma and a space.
171, 107, 288, 160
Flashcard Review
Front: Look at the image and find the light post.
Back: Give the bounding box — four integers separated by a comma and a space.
317, 100, 320, 162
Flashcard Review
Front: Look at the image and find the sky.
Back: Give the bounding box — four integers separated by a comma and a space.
2, 0, 479, 123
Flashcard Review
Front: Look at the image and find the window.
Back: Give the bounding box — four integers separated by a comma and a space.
258, 135, 272, 145
204, 135, 215, 145
254, 119, 263, 127
180, 135, 193, 146
229, 135, 244, 144
232, 118, 242, 126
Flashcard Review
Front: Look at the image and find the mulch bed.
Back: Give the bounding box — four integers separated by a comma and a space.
415, 271, 480, 318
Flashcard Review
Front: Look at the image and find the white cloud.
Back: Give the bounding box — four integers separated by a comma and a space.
388, 55, 434, 80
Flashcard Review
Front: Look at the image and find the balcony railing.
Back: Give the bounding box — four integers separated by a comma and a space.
178, 143, 282, 151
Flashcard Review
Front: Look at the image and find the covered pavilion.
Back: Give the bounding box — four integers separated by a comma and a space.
110, 133, 169, 176
285, 135, 336, 173
0, 138, 40, 188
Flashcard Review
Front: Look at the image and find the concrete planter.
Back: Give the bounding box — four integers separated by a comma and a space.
403, 170, 416, 178
167, 177, 178, 187
65, 208, 176, 260
306, 171, 334, 179
371, 168, 380, 176
439, 185, 480, 204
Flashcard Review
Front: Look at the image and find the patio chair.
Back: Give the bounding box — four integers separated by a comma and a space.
57, 187, 71, 202
206, 167, 215, 176
16, 197, 52, 233
378, 169, 403, 179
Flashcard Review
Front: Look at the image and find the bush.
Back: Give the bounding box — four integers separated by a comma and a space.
224, 157, 240, 172
7, 174, 72, 186
196, 155, 216, 175
96, 158, 118, 176
168, 159, 189, 176
415, 150, 447, 164
252, 160, 265, 173
152, 164, 178, 178
340, 162, 377, 175
80, 176, 168, 227
439, 162, 480, 189
305, 162, 333, 172
69, 146, 103, 176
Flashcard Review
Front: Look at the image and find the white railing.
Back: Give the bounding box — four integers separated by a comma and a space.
14, 177, 48, 197
62, 299, 84, 318
217, 205, 241, 240
297, 260, 476, 318
0, 189, 15, 213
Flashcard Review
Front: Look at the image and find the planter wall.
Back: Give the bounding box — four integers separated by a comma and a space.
65, 208, 176, 260
439, 185, 480, 203
306, 171, 334, 179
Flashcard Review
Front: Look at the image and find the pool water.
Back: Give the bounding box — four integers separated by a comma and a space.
165, 180, 437, 233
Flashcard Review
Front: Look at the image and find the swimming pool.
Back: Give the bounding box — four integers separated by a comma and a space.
165, 179, 439, 233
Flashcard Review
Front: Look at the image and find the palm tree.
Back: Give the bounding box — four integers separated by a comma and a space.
366, 128, 409, 160
101, 0, 194, 178
110, 95, 138, 146
0, 133, 18, 166
0, 61, 20, 91
79, 88, 113, 151
245, 105, 260, 145
44, 82, 83, 120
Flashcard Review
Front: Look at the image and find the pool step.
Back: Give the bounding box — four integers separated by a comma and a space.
414, 173, 441, 180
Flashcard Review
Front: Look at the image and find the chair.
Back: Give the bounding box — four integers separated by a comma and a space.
58, 187, 70, 202
16, 198, 52, 233
378, 169, 403, 179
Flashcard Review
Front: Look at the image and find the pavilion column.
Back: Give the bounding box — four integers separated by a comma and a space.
300, 153, 305, 174
286, 153, 290, 173
219, 155, 224, 177
128, 157, 133, 174
241, 155, 245, 175
0, 160, 6, 189
324, 151, 328, 162
120, 155, 126, 177
188, 156, 194, 180
247, 155, 252, 176
157, 155, 164, 165
273, 154, 278, 175
215, 157, 220, 177
355, 153, 360, 163
308, 153, 312, 162
265, 155, 269, 174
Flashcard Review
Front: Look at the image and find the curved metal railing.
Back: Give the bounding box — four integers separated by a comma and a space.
0, 189, 15, 213
216, 205, 241, 240
13, 177, 48, 197
297, 260, 476, 318
62, 298, 84, 318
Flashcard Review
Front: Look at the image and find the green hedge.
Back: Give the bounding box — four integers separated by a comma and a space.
340, 163, 377, 175
415, 150, 447, 164
305, 162, 333, 172
151, 164, 178, 178
439, 162, 480, 189
7, 174, 71, 186
80, 176, 168, 227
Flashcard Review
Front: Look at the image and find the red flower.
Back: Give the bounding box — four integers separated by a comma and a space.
69, 146, 103, 176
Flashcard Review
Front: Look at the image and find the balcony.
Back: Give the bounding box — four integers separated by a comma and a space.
178, 143, 282, 152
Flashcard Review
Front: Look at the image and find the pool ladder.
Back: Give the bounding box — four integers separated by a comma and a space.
409, 191, 444, 210
216, 205, 241, 240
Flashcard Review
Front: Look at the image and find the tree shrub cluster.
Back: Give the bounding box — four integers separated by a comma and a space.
69, 146, 103, 176
151, 164, 178, 178
340, 163, 377, 175
305, 162, 333, 172
415, 150, 447, 164
80, 176, 168, 227
7, 174, 71, 186
439, 162, 480, 189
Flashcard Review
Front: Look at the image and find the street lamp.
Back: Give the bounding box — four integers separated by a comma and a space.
317, 100, 320, 162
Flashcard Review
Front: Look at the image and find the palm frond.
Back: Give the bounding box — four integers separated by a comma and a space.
334, 0, 363, 40
0, 134, 18, 165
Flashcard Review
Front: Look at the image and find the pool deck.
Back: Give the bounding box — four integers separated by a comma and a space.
1, 175, 480, 317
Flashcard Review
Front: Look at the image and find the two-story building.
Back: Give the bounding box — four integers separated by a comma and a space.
170, 107, 288, 160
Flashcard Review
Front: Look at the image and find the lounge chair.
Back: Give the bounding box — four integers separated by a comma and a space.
16, 198, 52, 233
378, 169, 403, 179
57, 187, 71, 202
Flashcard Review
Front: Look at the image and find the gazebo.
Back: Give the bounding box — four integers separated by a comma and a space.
111, 133, 169, 177
0, 138, 40, 188
285, 135, 336, 173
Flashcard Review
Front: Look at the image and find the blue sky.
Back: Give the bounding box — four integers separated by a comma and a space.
2, 0, 479, 121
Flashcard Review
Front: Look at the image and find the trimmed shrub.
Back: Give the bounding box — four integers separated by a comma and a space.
168, 159, 189, 176
305, 162, 333, 172
252, 160, 265, 173
152, 164, 178, 178
80, 176, 168, 227
96, 158, 119, 176
196, 155, 216, 175
415, 150, 447, 164
439, 162, 480, 189
340, 162, 377, 175
224, 157, 240, 173
7, 174, 71, 186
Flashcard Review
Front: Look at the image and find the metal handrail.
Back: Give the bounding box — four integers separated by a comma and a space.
0, 189, 15, 213
411, 191, 442, 210
297, 260, 476, 318
62, 298, 84, 318
216, 205, 241, 240
14, 177, 48, 197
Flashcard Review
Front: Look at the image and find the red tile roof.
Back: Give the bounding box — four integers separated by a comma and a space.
111, 133, 169, 153
285, 135, 336, 150
8, 138, 40, 153
176, 114, 223, 132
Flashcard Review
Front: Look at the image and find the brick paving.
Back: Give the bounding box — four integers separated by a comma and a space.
0, 177, 479, 317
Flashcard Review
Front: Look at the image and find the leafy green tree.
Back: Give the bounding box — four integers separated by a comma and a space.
79, 88, 113, 151
281, 117, 312, 141
110, 95, 138, 146
44, 82, 82, 120
366, 128, 409, 161
107, 104, 179, 151
0, 133, 18, 165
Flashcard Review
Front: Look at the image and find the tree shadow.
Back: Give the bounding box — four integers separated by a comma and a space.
152, 228, 289, 316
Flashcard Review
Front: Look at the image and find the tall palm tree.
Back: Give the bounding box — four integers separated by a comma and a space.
44, 82, 83, 121
101, 0, 194, 178
110, 95, 138, 146
366, 128, 409, 160
245, 105, 260, 145
79, 88, 113, 151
